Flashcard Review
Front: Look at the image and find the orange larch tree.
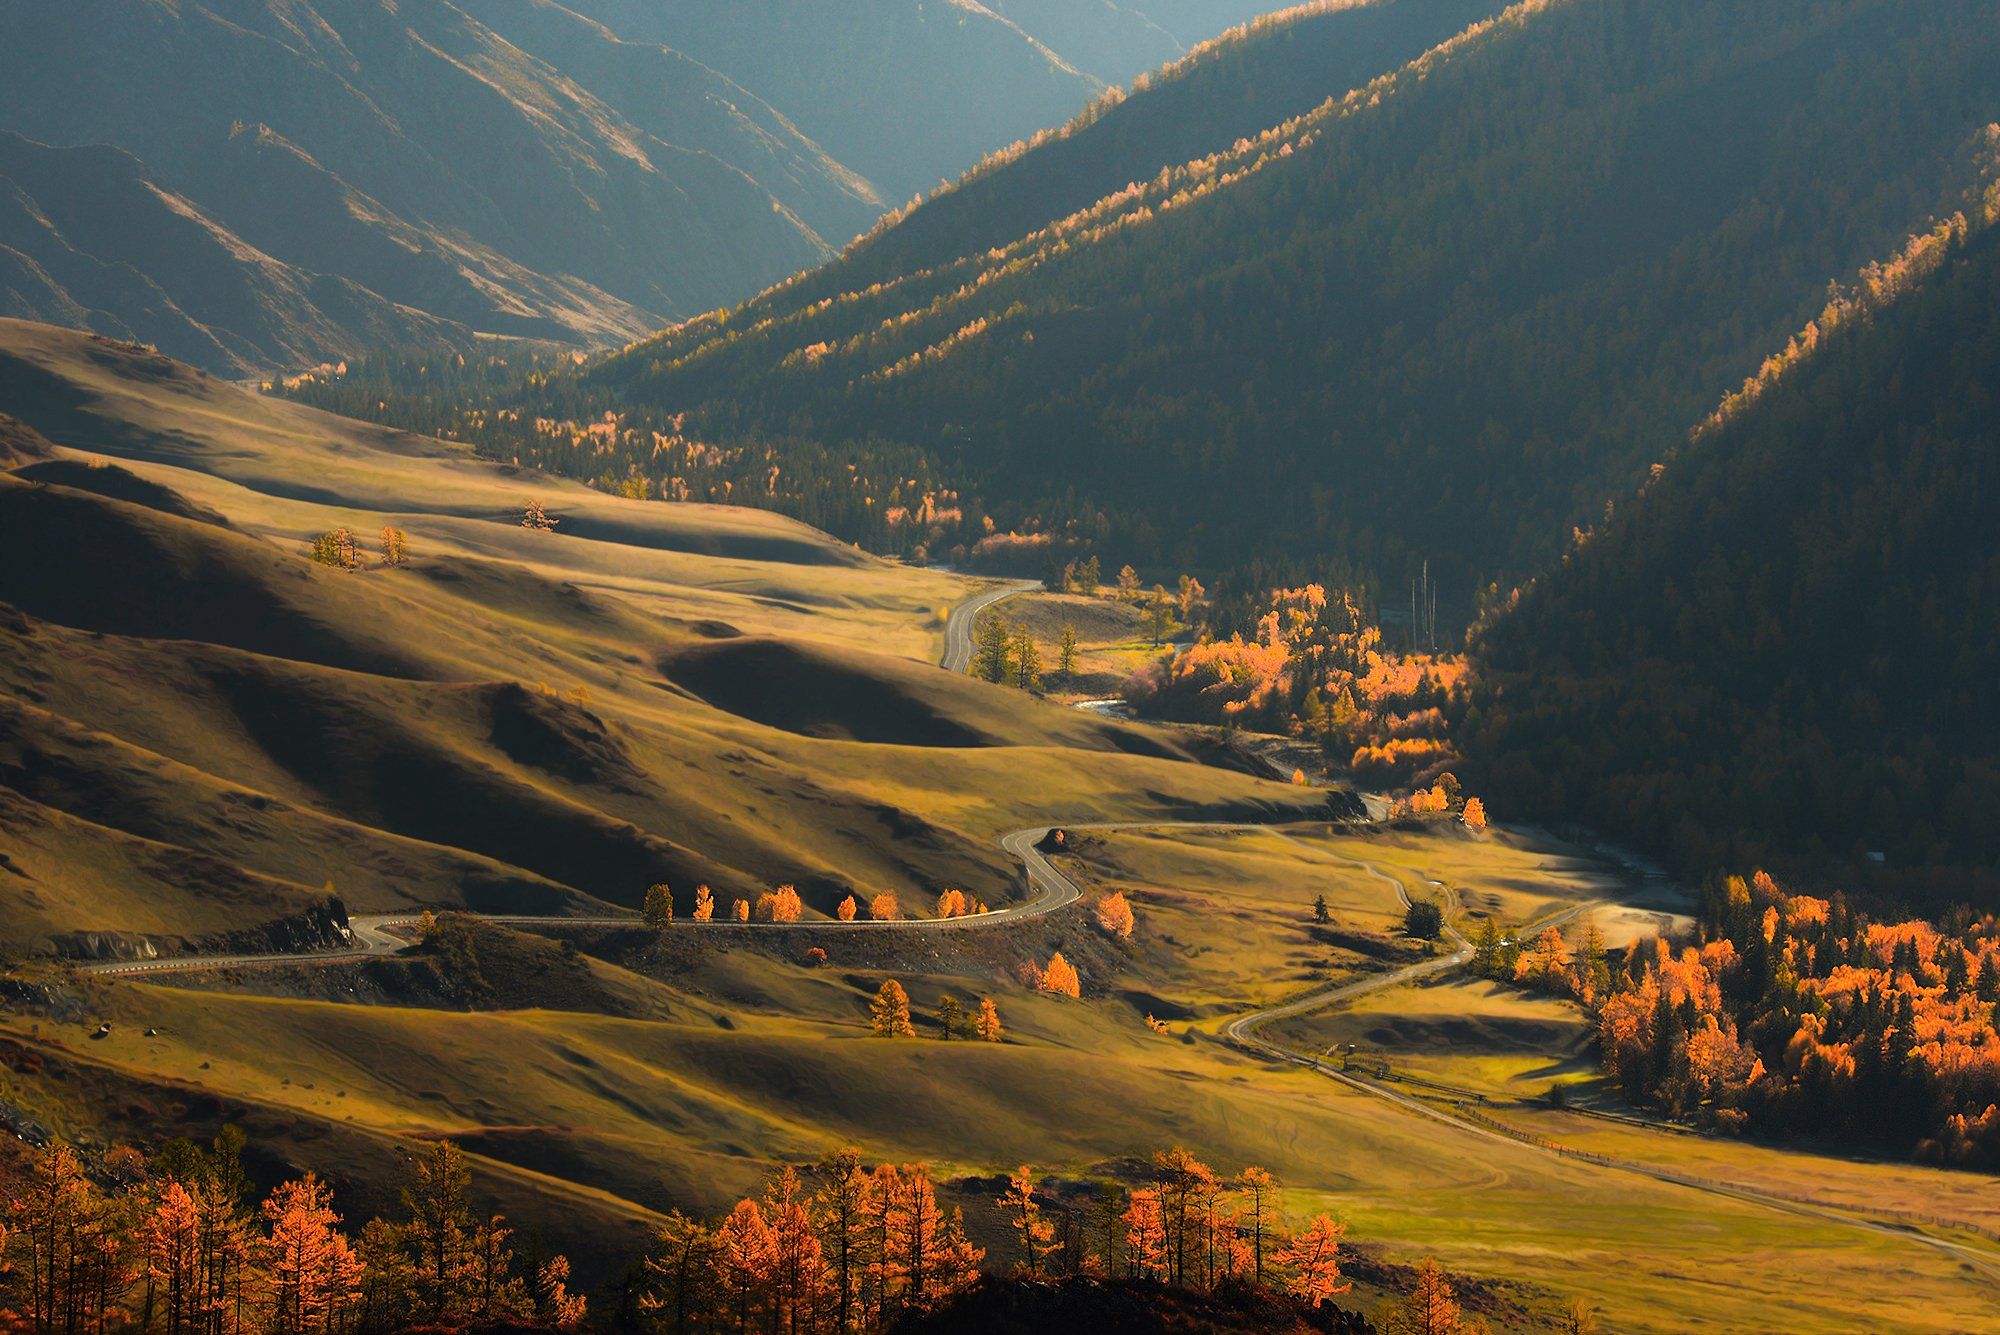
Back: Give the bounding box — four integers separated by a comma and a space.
692, 886, 715, 922
871, 893, 901, 922
1275, 1215, 1352, 1307
837, 894, 859, 922
975, 998, 1003, 1042
870, 981, 916, 1038
997, 1167, 1055, 1279
1096, 891, 1136, 939
1035, 951, 1082, 997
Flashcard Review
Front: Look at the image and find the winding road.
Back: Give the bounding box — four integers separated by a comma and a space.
938, 578, 1041, 674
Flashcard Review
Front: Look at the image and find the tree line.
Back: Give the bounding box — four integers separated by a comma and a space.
1473, 872, 2000, 1167
0, 1134, 1547, 1334
2, 1134, 582, 1335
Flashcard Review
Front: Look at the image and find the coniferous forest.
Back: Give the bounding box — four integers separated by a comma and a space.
1464, 200, 2000, 902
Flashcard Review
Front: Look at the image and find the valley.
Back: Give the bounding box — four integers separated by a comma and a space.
4, 2, 1999, 1330
1, 324, 1996, 1331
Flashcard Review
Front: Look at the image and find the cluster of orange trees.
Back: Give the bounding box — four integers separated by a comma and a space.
641, 886, 993, 929
1, 1135, 582, 1335
638, 1147, 1362, 1333
866, 981, 1002, 1041
1479, 870, 2000, 1165
1124, 585, 1466, 785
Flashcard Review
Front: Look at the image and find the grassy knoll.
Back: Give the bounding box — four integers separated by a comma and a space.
974, 589, 1161, 700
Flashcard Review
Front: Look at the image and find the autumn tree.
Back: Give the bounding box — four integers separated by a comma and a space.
713, 1198, 773, 1331
812, 1152, 871, 1332
1313, 894, 1331, 924
534, 1255, 586, 1329
1559, 1298, 1600, 1335
1096, 891, 1135, 940
1177, 574, 1205, 617
643, 884, 674, 930
401, 1139, 471, 1318
1035, 951, 1081, 997
379, 526, 408, 568
310, 530, 358, 570
692, 886, 715, 922
1057, 624, 1080, 676
1461, 797, 1488, 831
1122, 1189, 1167, 1279
934, 889, 967, 919
467, 1212, 524, 1319
1012, 631, 1043, 690
1151, 1148, 1217, 1287
1514, 927, 1571, 990
871, 980, 916, 1037
1275, 1215, 1351, 1307
975, 998, 1003, 1043
759, 1167, 826, 1332
638, 1211, 717, 1335
140, 1179, 202, 1335
1145, 588, 1174, 645
521, 499, 556, 531
731, 898, 751, 922
877, 1165, 980, 1314
12, 1141, 96, 1335
934, 994, 966, 1040
836, 895, 859, 922
1116, 565, 1141, 601
870, 893, 900, 922
262, 1174, 360, 1335
972, 617, 1012, 683
1380, 1257, 1462, 1335
997, 1168, 1055, 1279
757, 886, 804, 922
1234, 1167, 1277, 1283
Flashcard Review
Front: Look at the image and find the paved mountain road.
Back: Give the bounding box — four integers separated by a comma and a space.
938, 578, 1039, 673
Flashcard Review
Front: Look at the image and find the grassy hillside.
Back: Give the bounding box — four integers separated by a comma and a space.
0, 321, 1318, 959
561, 0, 2000, 606
1464, 196, 2000, 899
5, 824, 1995, 1329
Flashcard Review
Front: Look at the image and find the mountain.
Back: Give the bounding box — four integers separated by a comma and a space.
1463, 194, 2000, 902
0, 318, 1311, 959
550, 1, 1277, 203
579, 0, 2000, 606
0, 0, 1279, 376
0, 132, 487, 377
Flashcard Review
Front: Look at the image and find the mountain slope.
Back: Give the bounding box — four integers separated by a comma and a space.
0, 133, 484, 377
1464, 198, 2000, 900
0, 0, 1282, 375
584, 0, 2000, 603
0, 0, 860, 368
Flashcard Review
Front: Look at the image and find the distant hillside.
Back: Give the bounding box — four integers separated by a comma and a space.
0, 0, 1275, 375
0, 133, 484, 377
1464, 196, 2000, 901
580, 0, 2000, 605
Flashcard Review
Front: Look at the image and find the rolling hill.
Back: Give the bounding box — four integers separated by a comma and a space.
0, 0, 1278, 376
0, 319, 1318, 960
1463, 196, 2000, 901
572, 0, 2000, 608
